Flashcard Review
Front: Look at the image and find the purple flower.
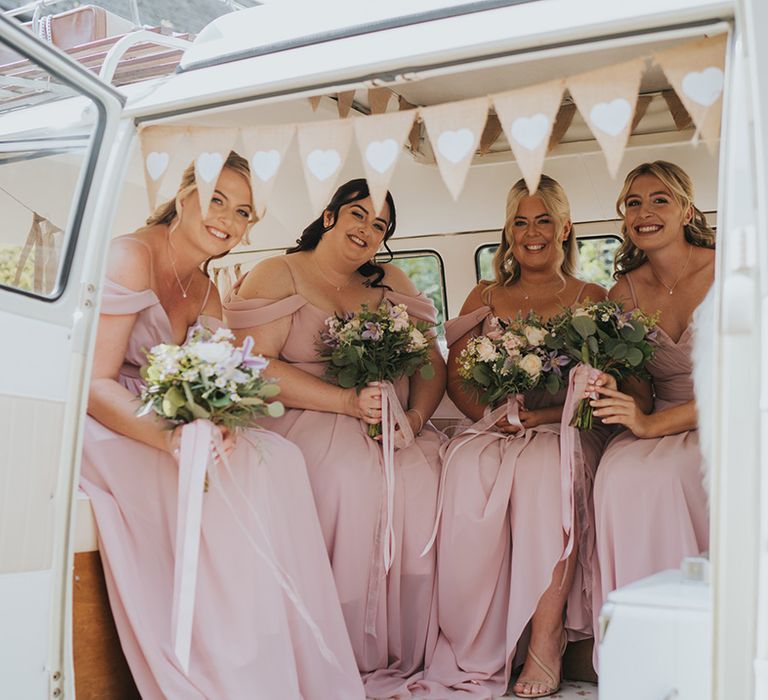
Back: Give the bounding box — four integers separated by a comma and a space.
361, 321, 382, 341
542, 350, 571, 377
239, 335, 269, 371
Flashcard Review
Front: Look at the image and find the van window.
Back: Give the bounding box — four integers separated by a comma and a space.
475, 235, 621, 288
0, 40, 100, 299
386, 251, 446, 338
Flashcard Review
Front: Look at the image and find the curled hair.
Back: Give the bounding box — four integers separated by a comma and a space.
286, 178, 396, 288
614, 160, 715, 278
484, 175, 577, 301
145, 151, 256, 275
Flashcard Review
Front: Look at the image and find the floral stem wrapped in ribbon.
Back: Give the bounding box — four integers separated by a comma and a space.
319, 302, 435, 437
546, 300, 658, 430
457, 313, 570, 411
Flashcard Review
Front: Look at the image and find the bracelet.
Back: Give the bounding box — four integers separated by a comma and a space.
407, 408, 425, 434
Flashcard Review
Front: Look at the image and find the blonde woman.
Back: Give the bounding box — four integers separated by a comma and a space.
417, 175, 607, 699
80, 153, 364, 700
587, 161, 713, 667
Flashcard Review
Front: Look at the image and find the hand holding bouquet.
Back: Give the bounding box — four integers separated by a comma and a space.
457, 314, 570, 406
545, 300, 657, 430
138, 325, 285, 431
319, 302, 435, 437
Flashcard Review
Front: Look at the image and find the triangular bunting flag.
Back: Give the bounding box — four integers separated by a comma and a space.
369, 87, 393, 115
309, 95, 322, 112
240, 124, 295, 218
297, 120, 354, 214
353, 110, 416, 214
187, 127, 239, 216
654, 34, 727, 150
421, 97, 489, 200
548, 102, 577, 151
478, 113, 503, 155
494, 79, 564, 193
139, 125, 185, 212
336, 90, 356, 118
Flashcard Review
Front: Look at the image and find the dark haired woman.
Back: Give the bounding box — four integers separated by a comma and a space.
587, 160, 713, 668
80, 155, 365, 699
223, 179, 447, 696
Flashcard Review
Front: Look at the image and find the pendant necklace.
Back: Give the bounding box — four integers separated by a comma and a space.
651, 245, 693, 296
316, 258, 355, 292
517, 277, 565, 301
167, 238, 194, 298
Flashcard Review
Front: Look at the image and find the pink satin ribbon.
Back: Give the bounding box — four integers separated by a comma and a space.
558, 363, 600, 563
364, 381, 414, 637
420, 393, 550, 558
171, 420, 340, 674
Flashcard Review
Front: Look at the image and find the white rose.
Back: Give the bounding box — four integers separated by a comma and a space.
408, 328, 428, 351
191, 341, 232, 365
524, 325, 547, 346
476, 337, 499, 363
519, 353, 542, 378
573, 307, 592, 318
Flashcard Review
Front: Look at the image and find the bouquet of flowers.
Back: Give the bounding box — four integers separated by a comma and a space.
457, 313, 571, 406
138, 325, 285, 430
545, 299, 658, 430
319, 302, 435, 437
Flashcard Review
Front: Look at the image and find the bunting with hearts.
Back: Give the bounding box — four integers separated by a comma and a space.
493, 79, 565, 194
240, 124, 295, 218
567, 58, 645, 178
420, 97, 489, 200
140, 125, 186, 211
654, 33, 727, 151
296, 120, 354, 214
353, 110, 416, 214
187, 127, 239, 216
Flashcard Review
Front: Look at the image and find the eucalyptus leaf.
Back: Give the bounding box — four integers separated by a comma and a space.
620, 322, 645, 343
420, 363, 435, 380
572, 316, 597, 338
267, 401, 285, 418
626, 347, 643, 367
260, 383, 281, 398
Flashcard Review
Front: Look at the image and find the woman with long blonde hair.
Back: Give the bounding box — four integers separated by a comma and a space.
587, 160, 713, 669
417, 175, 607, 699
80, 153, 364, 700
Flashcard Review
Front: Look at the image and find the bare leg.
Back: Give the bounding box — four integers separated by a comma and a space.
512, 540, 577, 697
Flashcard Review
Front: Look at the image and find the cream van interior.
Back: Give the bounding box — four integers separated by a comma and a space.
1, 1, 764, 698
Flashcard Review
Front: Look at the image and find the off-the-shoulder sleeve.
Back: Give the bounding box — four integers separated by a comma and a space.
223, 291, 307, 329
385, 290, 438, 326
444, 306, 492, 347
100, 278, 159, 315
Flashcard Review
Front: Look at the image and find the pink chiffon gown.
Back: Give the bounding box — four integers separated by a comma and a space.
80, 279, 365, 700
224, 281, 443, 700
591, 273, 709, 668
414, 304, 606, 700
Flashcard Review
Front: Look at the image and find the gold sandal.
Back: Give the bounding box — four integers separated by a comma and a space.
512, 631, 567, 699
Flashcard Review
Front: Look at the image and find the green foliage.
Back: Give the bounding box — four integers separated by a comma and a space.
389, 255, 445, 335
0, 245, 33, 291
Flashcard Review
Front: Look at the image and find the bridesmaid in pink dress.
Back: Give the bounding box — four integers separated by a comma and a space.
80, 153, 364, 700
587, 161, 713, 670
416, 176, 607, 699
223, 179, 447, 699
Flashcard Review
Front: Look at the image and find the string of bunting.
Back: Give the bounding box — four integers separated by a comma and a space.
139, 34, 726, 217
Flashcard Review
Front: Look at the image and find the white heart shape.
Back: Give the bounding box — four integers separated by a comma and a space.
146, 151, 169, 181
510, 113, 550, 151
365, 139, 399, 174
306, 149, 341, 182
681, 66, 724, 107
196, 152, 224, 183
437, 128, 474, 164
589, 98, 632, 137
251, 149, 281, 182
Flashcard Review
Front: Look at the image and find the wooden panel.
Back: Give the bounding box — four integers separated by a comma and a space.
0, 395, 63, 573
73, 552, 139, 700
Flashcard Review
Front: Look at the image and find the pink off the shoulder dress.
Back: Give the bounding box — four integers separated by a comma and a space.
591, 274, 709, 668
414, 305, 606, 699
224, 283, 443, 699
80, 279, 365, 700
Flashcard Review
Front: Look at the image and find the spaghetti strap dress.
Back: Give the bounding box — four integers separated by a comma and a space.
80, 278, 365, 700
591, 272, 709, 668
224, 281, 443, 699
415, 289, 606, 699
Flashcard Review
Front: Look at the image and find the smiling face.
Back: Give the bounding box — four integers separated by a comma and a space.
322, 196, 390, 266
507, 195, 570, 274
622, 173, 692, 253
180, 167, 253, 255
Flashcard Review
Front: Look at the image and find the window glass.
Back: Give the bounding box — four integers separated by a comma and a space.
475, 235, 621, 288
386, 251, 446, 338
0, 37, 99, 297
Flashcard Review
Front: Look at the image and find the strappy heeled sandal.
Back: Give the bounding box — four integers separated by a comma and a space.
512, 631, 567, 699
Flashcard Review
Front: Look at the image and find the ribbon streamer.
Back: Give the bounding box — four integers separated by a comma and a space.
13, 212, 61, 293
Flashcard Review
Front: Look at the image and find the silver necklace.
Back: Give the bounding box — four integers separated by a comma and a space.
516, 277, 565, 301
316, 258, 356, 292
167, 239, 194, 298
651, 245, 693, 296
